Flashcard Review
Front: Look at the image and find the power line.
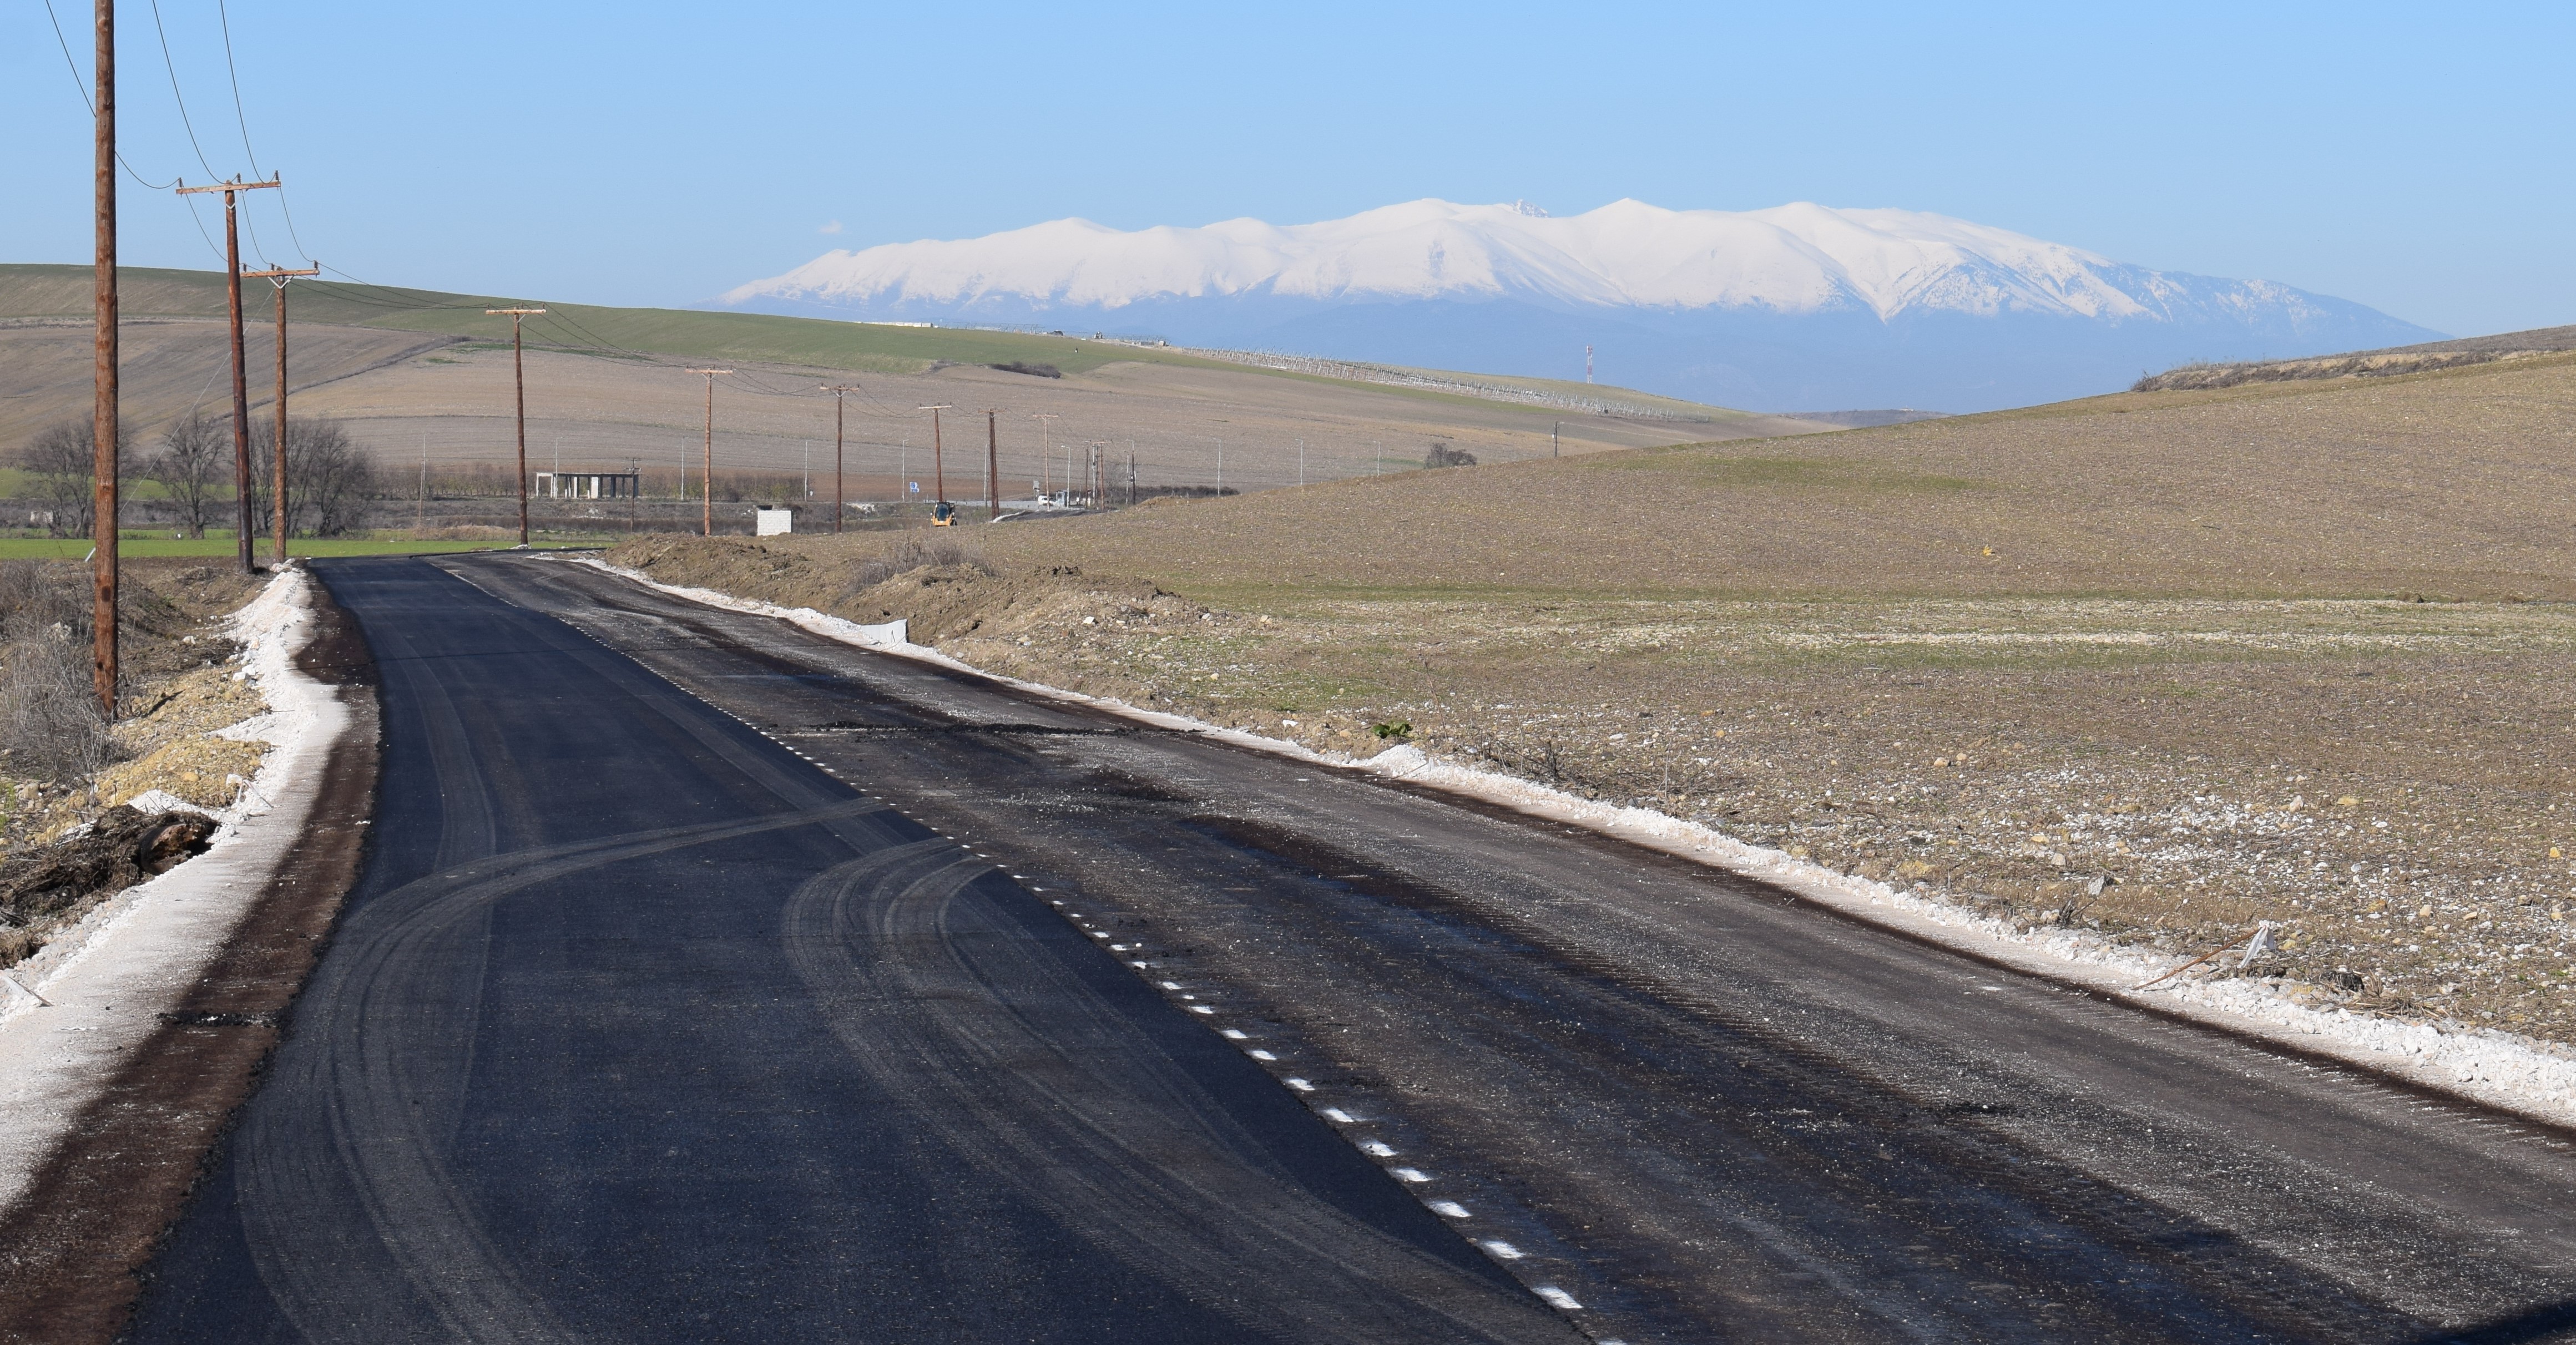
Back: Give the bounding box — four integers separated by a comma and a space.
179, 193, 228, 264
146, 0, 223, 179
38, 0, 177, 188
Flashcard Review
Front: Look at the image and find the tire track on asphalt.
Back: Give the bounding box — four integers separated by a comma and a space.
233, 800, 892, 1345
783, 845, 1579, 1345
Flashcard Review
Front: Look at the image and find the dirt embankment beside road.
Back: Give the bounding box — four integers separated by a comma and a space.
1, 560, 269, 968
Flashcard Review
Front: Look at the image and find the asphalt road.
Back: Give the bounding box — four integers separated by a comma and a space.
134, 554, 2576, 1343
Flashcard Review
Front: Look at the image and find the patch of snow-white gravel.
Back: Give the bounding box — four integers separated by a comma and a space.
0, 567, 355, 1217
579, 556, 2576, 1129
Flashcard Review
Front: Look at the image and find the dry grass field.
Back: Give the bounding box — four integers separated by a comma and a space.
608, 349, 2576, 1047
2, 265, 1825, 504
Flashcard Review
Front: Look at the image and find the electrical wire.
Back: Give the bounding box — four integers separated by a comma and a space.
214, 0, 312, 262
146, 0, 287, 267
38, 0, 179, 189
145, 0, 223, 179
300, 264, 495, 314
213, 4, 264, 170
179, 193, 228, 264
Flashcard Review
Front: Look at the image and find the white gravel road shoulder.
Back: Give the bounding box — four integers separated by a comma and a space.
0, 567, 354, 1217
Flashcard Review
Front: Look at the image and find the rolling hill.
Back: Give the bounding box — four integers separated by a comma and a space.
0, 265, 1827, 494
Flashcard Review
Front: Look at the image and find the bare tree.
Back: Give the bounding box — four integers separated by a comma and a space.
9, 419, 130, 538
151, 413, 228, 538
247, 418, 377, 539
1423, 441, 1478, 468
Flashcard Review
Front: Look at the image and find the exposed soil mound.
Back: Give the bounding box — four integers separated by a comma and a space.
1, 805, 214, 965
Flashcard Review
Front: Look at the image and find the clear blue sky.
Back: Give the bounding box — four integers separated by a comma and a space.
6, 1, 2572, 337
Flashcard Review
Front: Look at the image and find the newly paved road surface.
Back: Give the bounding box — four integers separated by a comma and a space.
134, 554, 2576, 1342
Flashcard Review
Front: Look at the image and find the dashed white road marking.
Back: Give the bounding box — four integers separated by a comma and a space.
566, 583, 1619, 1328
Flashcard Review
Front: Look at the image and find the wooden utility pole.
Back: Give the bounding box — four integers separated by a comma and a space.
248, 265, 318, 562
485, 309, 546, 546
821, 385, 860, 533
175, 176, 281, 573
1029, 413, 1059, 495
690, 370, 731, 535
90, 0, 118, 714
984, 410, 999, 519
918, 405, 952, 515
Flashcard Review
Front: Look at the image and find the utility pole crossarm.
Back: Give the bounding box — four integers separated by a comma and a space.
173, 176, 282, 195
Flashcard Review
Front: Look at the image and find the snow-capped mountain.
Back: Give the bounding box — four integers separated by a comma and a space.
719, 200, 2438, 412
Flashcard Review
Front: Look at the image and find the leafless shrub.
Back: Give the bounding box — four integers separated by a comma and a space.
9, 419, 133, 538
1423, 442, 1478, 468
848, 532, 996, 590
0, 562, 112, 780
245, 417, 376, 537
0, 560, 85, 639
152, 413, 229, 538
